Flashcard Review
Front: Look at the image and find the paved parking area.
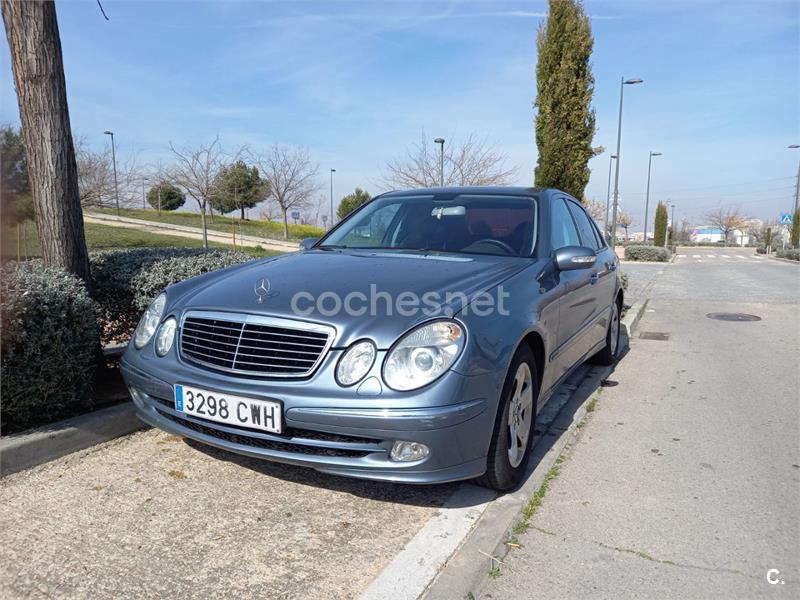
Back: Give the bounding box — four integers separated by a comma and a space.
0, 429, 453, 599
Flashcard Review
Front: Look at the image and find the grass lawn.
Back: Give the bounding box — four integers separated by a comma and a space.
91, 206, 325, 242
1, 221, 283, 260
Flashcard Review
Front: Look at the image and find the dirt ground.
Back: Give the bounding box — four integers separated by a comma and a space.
0, 428, 454, 599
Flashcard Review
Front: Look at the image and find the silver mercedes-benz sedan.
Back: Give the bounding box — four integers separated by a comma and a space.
121, 187, 622, 490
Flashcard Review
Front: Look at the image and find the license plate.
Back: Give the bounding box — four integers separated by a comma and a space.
174, 384, 282, 434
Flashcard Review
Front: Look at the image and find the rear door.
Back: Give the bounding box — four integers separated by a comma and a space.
566, 199, 616, 350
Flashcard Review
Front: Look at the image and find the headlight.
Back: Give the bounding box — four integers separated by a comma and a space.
133, 293, 166, 349
155, 317, 177, 357
336, 340, 376, 386
383, 320, 465, 391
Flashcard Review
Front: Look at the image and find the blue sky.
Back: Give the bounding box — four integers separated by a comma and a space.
1, 0, 798, 228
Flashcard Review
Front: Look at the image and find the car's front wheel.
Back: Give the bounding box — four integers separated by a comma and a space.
476, 344, 538, 491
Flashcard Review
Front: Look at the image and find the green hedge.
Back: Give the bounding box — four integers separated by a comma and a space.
90, 248, 253, 343
624, 245, 671, 262
776, 249, 799, 261
1, 262, 99, 431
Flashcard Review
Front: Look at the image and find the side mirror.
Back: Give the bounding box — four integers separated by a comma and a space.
554, 246, 596, 271
299, 237, 320, 251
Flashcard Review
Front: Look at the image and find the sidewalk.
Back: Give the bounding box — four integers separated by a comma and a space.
474, 295, 799, 599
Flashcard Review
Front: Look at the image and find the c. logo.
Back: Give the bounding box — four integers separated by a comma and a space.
254, 278, 271, 304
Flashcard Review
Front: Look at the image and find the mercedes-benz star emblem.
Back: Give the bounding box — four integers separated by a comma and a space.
254, 277, 271, 303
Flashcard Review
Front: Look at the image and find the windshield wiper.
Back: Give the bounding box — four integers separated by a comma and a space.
317, 244, 348, 251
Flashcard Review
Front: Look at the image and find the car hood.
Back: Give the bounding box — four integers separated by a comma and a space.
171, 249, 536, 348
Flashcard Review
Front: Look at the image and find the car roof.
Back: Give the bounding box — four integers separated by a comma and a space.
380, 186, 551, 198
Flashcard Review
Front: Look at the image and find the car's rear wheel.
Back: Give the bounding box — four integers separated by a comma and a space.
592, 298, 621, 366
476, 344, 538, 491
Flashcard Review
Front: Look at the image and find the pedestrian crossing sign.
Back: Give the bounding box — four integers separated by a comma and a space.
780, 213, 793, 225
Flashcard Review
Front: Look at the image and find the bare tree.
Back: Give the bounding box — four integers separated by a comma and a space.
2, 0, 91, 289
705, 206, 749, 246
617, 211, 633, 240
382, 133, 516, 190
168, 137, 226, 248
582, 198, 605, 221
253, 145, 321, 239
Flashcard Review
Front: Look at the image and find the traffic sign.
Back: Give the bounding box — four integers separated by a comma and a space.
780, 213, 793, 225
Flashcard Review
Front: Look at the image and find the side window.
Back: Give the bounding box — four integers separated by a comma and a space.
567, 200, 602, 251
551, 198, 581, 251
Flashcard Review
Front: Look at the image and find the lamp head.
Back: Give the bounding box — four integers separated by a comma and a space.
434, 138, 445, 144
624, 78, 643, 85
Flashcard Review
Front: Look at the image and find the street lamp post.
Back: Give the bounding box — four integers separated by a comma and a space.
329, 168, 336, 229
604, 153, 617, 233
643, 151, 662, 244
790, 145, 800, 216
610, 77, 643, 248
103, 130, 120, 215
434, 138, 445, 187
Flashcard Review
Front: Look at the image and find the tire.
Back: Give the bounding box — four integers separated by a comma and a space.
592, 297, 621, 366
475, 344, 538, 491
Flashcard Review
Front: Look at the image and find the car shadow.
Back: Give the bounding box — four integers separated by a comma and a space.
185, 329, 631, 509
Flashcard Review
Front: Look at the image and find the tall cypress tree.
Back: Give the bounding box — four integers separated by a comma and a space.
534, 0, 596, 199
653, 202, 668, 247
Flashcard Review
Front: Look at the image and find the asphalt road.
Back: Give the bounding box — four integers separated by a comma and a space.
479, 247, 799, 599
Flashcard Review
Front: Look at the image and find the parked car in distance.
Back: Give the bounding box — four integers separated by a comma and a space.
122, 187, 622, 490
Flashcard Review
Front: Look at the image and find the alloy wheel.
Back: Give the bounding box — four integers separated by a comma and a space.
507, 362, 534, 468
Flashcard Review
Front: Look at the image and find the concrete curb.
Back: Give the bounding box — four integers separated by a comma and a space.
0, 401, 148, 477
419, 298, 650, 600
767, 255, 800, 265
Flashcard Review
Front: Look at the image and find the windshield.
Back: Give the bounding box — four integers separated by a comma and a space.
319, 194, 538, 257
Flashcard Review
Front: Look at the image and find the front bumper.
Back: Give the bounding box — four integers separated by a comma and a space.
121, 356, 501, 484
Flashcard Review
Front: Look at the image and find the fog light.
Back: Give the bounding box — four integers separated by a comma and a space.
390, 441, 430, 462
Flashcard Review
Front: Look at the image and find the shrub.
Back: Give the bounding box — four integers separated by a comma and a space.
776, 249, 799, 261
624, 245, 671, 262
756, 246, 767, 254
1, 262, 99, 431
90, 248, 253, 343
147, 182, 185, 211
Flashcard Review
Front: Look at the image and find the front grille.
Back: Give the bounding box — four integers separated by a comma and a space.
157, 409, 372, 458
180, 314, 331, 377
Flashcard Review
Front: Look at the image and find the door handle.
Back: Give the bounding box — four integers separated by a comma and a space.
608, 262, 617, 272
590, 273, 599, 285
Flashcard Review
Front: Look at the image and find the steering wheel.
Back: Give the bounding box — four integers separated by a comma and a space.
473, 238, 516, 255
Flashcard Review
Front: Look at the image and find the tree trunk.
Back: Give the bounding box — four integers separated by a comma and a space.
282, 209, 289, 239
241, 206, 245, 221
200, 202, 209, 249
2, 0, 92, 292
